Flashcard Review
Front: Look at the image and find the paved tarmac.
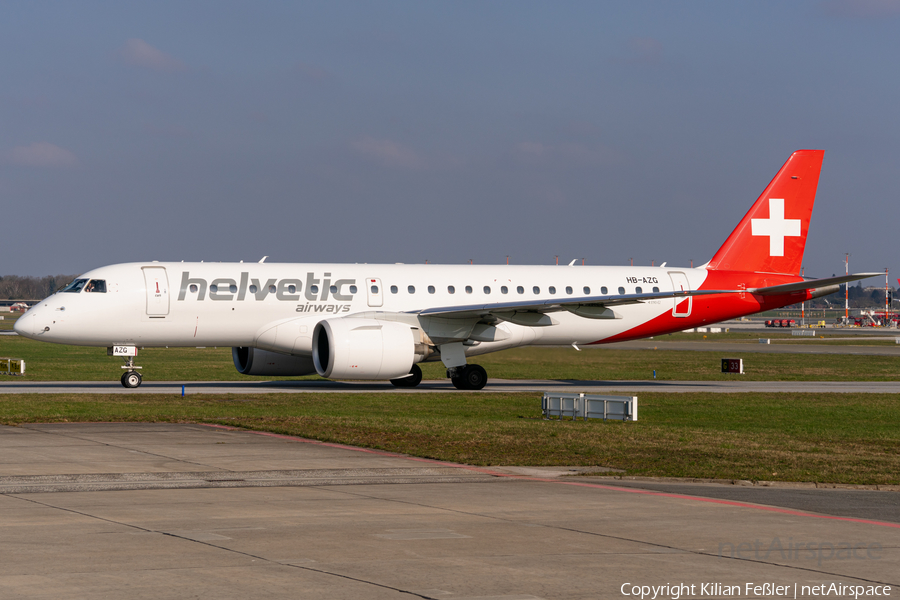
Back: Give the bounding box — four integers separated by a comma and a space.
0, 422, 896, 599
4, 378, 900, 394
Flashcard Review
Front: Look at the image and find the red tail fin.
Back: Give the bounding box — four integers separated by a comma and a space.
707, 150, 824, 275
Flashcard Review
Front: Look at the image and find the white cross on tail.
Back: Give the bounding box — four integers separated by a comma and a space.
750, 198, 801, 257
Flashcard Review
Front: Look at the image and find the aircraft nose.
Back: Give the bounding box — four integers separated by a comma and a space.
13, 312, 34, 337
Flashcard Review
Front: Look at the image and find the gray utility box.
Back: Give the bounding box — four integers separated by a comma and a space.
542, 393, 637, 421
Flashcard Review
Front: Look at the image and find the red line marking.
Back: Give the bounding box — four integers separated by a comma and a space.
199, 424, 900, 529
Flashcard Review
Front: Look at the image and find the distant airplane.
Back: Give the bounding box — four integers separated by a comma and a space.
15, 150, 877, 388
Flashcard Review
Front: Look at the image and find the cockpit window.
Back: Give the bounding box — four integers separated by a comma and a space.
85, 280, 106, 293
60, 279, 88, 293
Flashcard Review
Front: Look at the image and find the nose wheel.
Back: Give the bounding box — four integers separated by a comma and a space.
121, 370, 143, 388
120, 355, 143, 388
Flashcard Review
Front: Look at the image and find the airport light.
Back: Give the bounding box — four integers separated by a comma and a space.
845, 253, 850, 323
800, 266, 805, 327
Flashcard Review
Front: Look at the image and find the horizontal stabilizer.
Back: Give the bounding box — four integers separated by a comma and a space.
749, 273, 880, 296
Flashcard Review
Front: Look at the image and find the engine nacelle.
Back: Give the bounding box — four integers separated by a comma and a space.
312, 317, 415, 380
232, 347, 316, 376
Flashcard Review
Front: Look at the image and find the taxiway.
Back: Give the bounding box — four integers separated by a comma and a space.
0, 422, 896, 599
3, 378, 900, 394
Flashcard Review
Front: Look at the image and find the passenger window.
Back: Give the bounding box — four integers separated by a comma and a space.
517, 286, 524, 294
370, 285, 379, 294
465, 286, 473, 294
350, 285, 358, 294
533, 286, 540, 294
635, 286, 642, 294
618, 286, 625, 295
448, 286, 455, 294
549, 286, 556, 295
428, 285, 435, 294
249, 285, 258, 294
501, 286, 508, 294
391, 285, 398, 294
310, 285, 319, 294
583, 286, 591, 294
269, 285, 277, 294
329, 285, 337, 294
653, 286, 659, 292
61, 279, 88, 293
408, 285, 416, 294
566, 286, 573, 295
210, 284, 218, 293
483, 286, 491, 294
601, 286, 608, 294
287, 285, 296, 294
85, 280, 107, 293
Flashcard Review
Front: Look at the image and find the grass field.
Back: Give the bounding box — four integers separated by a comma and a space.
4, 312, 900, 484
0, 391, 896, 485
0, 313, 18, 331
3, 330, 900, 382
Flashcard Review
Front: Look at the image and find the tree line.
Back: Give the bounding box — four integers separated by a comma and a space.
0, 275, 79, 300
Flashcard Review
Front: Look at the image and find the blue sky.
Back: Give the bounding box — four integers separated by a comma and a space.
2, 1, 898, 283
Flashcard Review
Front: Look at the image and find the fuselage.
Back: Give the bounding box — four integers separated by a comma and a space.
16, 261, 805, 359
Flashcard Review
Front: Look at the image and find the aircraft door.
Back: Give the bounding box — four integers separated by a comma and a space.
366, 278, 383, 307
143, 266, 170, 316
667, 271, 691, 318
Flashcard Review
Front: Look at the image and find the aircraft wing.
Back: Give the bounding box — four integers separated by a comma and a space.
749, 272, 880, 296
408, 288, 738, 320
409, 272, 879, 321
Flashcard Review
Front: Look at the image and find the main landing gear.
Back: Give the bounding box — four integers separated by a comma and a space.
390, 364, 423, 388
388, 363, 489, 390
120, 355, 143, 388
448, 364, 487, 390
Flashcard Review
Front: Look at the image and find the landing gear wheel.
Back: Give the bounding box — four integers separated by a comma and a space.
451, 364, 487, 390
121, 371, 142, 388
462, 364, 487, 390
390, 364, 423, 388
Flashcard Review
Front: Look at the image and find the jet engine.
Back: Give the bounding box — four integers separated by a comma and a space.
232, 347, 316, 376
312, 317, 416, 379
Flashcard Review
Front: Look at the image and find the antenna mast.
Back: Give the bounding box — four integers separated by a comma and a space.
845, 253, 850, 324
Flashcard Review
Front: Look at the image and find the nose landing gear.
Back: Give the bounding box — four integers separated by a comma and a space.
108, 347, 143, 388
120, 355, 143, 388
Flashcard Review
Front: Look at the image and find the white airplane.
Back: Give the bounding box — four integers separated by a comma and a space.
15, 150, 877, 389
